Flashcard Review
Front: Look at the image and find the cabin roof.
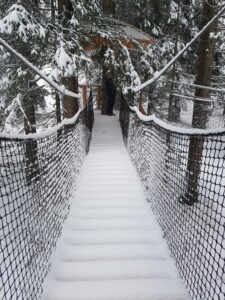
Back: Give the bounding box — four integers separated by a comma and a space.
84, 17, 154, 51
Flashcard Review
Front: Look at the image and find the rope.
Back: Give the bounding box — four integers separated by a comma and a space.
120, 94, 225, 300
0, 96, 94, 300
0, 37, 81, 100
133, 5, 225, 92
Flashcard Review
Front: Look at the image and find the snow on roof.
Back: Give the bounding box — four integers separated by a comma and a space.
121, 25, 152, 41
104, 17, 154, 43
84, 17, 154, 52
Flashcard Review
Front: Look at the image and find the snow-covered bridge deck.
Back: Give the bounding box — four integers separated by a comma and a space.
42, 112, 189, 300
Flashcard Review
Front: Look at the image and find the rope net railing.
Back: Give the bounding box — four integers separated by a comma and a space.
120, 95, 225, 300
0, 99, 94, 300
139, 80, 225, 129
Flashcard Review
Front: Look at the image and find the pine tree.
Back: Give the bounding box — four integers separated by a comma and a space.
0, 1, 46, 133
186, 0, 220, 204
192, 0, 218, 129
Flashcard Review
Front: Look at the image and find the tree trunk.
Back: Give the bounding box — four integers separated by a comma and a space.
192, 0, 218, 129
185, 0, 218, 205
56, 93, 61, 123
58, 0, 73, 22
101, 1, 116, 114
23, 97, 38, 184
101, 66, 109, 115
63, 77, 79, 118
147, 98, 154, 115
168, 0, 181, 123
102, 0, 115, 16
58, 0, 79, 118
24, 100, 36, 134
51, 0, 56, 22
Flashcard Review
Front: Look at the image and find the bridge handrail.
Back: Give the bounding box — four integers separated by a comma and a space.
168, 80, 225, 94
0, 109, 81, 140
0, 37, 81, 99
120, 94, 225, 300
129, 105, 225, 136
0, 93, 94, 300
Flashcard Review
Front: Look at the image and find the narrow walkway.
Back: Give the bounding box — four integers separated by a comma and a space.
43, 112, 189, 300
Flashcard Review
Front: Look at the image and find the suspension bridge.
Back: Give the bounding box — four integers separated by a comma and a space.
0, 91, 224, 300
0, 6, 225, 300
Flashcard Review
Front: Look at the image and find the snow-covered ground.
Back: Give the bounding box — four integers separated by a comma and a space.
42, 112, 189, 300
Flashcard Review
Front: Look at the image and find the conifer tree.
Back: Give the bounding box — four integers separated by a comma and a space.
0, 1, 46, 133
186, 0, 220, 204
192, 0, 219, 129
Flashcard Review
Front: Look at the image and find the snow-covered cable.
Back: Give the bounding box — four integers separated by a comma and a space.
0, 109, 81, 140
168, 80, 225, 93
167, 92, 224, 103
130, 106, 225, 135
133, 5, 225, 92
0, 37, 81, 99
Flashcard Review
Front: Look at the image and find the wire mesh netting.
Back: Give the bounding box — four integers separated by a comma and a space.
120, 96, 225, 300
0, 104, 94, 300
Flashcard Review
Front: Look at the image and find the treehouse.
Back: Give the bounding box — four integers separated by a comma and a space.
80, 17, 155, 115
84, 17, 154, 52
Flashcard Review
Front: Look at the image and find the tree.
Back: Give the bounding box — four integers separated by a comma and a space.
186, 0, 219, 204
102, 0, 115, 16
168, 0, 182, 122
192, 0, 218, 129
57, 0, 79, 119
0, 2, 46, 133
101, 0, 116, 114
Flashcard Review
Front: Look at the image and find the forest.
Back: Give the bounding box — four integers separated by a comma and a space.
0, 2, 225, 300
0, 0, 225, 134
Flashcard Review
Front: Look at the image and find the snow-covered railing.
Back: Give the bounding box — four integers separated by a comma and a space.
125, 4, 225, 130
0, 98, 94, 300
0, 37, 81, 100
137, 78, 225, 129
120, 95, 225, 300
